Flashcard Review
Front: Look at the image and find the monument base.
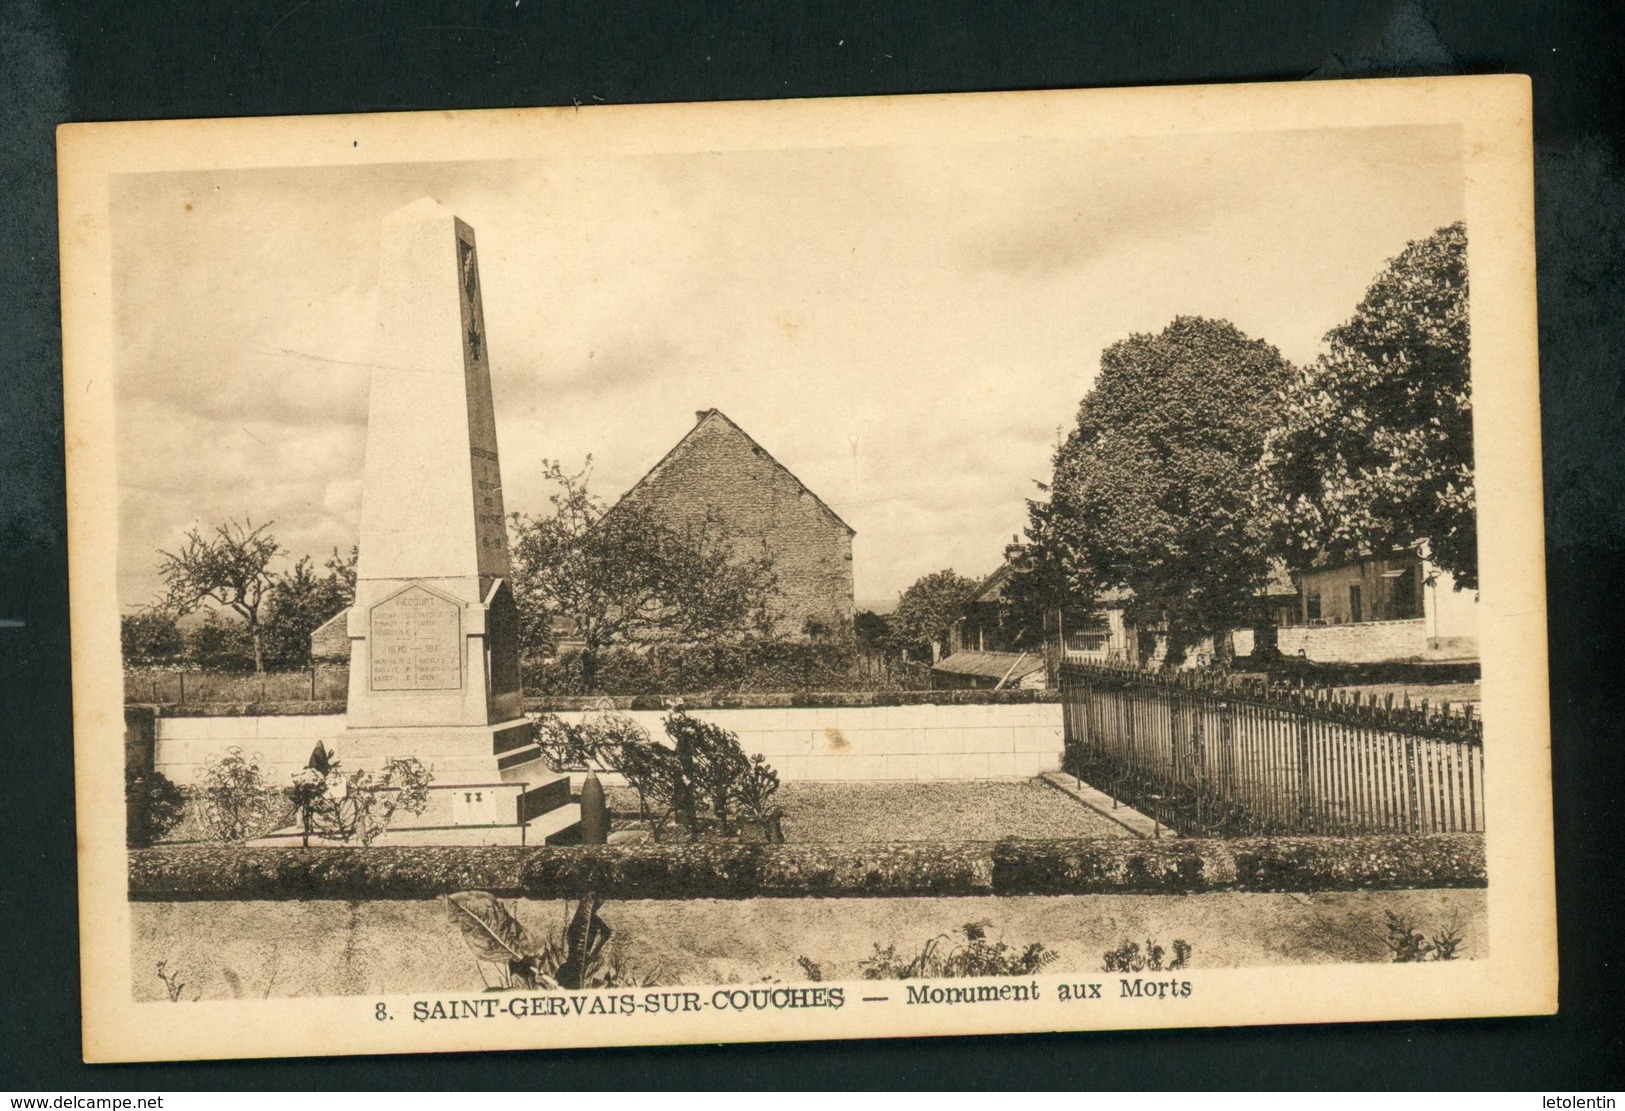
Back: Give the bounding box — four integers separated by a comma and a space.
338, 717, 544, 782
291, 717, 581, 844
251, 775, 582, 848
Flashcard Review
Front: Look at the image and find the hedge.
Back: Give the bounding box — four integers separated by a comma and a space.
129, 833, 1483, 901
991, 834, 1487, 895
520, 644, 911, 697
525, 689, 1060, 712
142, 688, 1059, 717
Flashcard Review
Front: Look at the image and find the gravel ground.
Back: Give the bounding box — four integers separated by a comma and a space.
776, 779, 1130, 841
604, 778, 1132, 841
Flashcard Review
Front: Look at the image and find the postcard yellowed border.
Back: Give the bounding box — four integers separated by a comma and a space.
60, 75, 1553, 1063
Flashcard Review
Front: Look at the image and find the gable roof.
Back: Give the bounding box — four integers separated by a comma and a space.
615, 408, 856, 536
973, 560, 1016, 604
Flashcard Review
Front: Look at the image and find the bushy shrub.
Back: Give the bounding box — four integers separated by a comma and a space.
195, 748, 285, 842
121, 611, 184, 667
535, 707, 783, 842
734, 753, 785, 843
186, 614, 257, 672
533, 709, 644, 773
290, 754, 434, 846
126, 767, 186, 848
664, 708, 751, 834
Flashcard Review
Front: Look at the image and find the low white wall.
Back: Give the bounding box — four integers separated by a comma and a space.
153, 703, 1065, 786
154, 714, 340, 786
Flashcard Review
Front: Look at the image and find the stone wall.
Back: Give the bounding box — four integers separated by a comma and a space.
149, 701, 1064, 786
619, 411, 854, 638
1278, 618, 1428, 663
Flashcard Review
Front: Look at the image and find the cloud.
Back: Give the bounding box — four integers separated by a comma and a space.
110, 126, 1464, 606
962, 174, 1215, 277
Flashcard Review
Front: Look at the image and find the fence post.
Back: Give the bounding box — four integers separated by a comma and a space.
311, 664, 318, 701
1191, 692, 1205, 833
1296, 715, 1312, 831
1405, 733, 1421, 833
179, 671, 185, 705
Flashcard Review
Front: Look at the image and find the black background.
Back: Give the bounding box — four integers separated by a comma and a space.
2, 0, 1622, 1091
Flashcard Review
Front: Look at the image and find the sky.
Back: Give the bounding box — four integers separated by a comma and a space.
111, 122, 1463, 612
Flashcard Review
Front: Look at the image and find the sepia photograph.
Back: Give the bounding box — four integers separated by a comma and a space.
58, 74, 1552, 1063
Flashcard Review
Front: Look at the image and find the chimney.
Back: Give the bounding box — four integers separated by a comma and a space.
695, 409, 711, 425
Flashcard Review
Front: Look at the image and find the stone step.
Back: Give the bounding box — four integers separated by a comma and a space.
524, 802, 583, 846
248, 771, 579, 846
497, 744, 548, 781
250, 798, 581, 848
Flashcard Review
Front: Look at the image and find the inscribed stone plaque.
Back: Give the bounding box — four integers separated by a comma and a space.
369, 585, 462, 690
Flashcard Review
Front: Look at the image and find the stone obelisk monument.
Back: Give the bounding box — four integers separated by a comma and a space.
340, 198, 541, 784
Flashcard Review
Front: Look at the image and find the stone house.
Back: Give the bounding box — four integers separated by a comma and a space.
1276, 547, 1478, 663
1052, 567, 1299, 668
949, 557, 1044, 656
614, 409, 856, 640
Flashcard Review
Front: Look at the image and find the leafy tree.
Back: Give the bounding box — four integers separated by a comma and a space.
853, 609, 893, 650
260, 547, 356, 668
157, 518, 280, 673
891, 569, 982, 659
186, 612, 256, 671
120, 607, 184, 666
1258, 222, 1475, 589
1020, 316, 1293, 663
1001, 521, 1075, 646
508, 459, 779, 691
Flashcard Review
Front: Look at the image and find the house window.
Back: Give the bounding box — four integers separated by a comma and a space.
1306, 593, 1321, 622
1065, 631, 1107, 653
1349, 585, 1363, 623
1390, 566, 1418, 619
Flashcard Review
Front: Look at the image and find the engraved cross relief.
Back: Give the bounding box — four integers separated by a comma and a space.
460, 238, 483, 362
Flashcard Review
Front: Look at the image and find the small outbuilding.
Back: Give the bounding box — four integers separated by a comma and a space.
931, 650, 1047, 690
308, 610, 350, 661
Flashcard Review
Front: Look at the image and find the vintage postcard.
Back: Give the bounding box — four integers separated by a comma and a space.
60, 76, 1553, 1063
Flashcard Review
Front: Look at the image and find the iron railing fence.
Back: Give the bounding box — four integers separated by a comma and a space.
1059, 660, 1484, 837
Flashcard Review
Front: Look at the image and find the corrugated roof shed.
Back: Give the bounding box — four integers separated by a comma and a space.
931, 650, 1045, 681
